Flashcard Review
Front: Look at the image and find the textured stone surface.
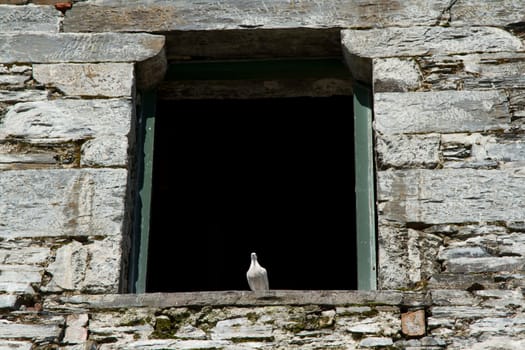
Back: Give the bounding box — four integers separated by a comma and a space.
45, 240, 88, 291
0, 321, 62, 340
210, 318, 273, 341
415, 52, 525, 92
401, 309, 426, 336
63, 1, 447, 32
450, 0, 525, 26
0, 5, 59, 33
45, 290, 427, 310
1, 99, 132, 141
0, 295, 17, 309
0, 90, 48, 102
82, 237, 122, 293
64, 314, 89, 344
0, 264, 41, 292
0, 169, 128, 238
0, 341, 32, 350
359, 337, 393, 347
33, 63, 134, 97
374, 91, 510, 135
378, 168, 525, 224
81, 135, 129, 167
0, 33, 164, 64
342, 26, 523, 58
373, 57, 421, 92
1, 2, 525, 350
446, 257, 525, 273
376, 134, 440, 169
0, 241, 50, 265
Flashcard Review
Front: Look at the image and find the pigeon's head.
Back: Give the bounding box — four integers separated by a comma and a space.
251, 252, 257, 261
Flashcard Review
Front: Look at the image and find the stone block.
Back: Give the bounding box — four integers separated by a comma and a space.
0, 282, 34, 294
45, 237, 122, 294
431, 289, 480, 306
33, 63, 134, 97
0, 64, 31, 74
0, 33, 164, 64
0, 322, 61, 340
475, 289, 525, 309
81, 135, 129, 167
431, 306, 510, 319
64, 314, 89, 344
0, 5, 59, 33
437, 246, 491, 261
401, 309, 426, 336
0, 74, 28, 87
407, 230, 442, 284
0, 244, 51, 265
373, 57, 421, 92
82, 238, 122, 293
359, 337, 393, 348
340, 312, 400, 336
378, 225, 409, 289
0, 341, 32, 350
0, 90, 48, 103
0, 294, 17, 309
1, 99, 132, 142
378, 168, 525, 224
0, 169, 128, 238
484, 141, 525, 162
210, 318, 273, 341
466, 336, 525, 350
374, 91, 509, 135
376, 134, 440, 169
0, 265, 41, 285
45, 241, 87, 291
342, 27, 523, 58
63, 1, 446, 32
446, 257, 525, 273
451, 1, 525, 26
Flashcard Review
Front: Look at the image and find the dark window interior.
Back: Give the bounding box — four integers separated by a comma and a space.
146, 96, 356, 292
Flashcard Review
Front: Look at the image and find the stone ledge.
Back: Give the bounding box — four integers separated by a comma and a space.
44, 290, 430, 310
0, 33, 166, 89
62, 1, 446, 32
342, 27, 523, 59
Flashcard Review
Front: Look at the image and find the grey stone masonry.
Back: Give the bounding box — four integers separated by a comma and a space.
0, 5, 61, 33
1, 1, 525, 349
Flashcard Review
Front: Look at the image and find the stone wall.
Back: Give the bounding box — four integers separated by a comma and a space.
0, 0, 524, 349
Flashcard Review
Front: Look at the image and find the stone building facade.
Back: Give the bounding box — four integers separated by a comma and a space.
0, 1, 524, 349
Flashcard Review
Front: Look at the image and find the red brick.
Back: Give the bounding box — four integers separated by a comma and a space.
401, 309, 426, 337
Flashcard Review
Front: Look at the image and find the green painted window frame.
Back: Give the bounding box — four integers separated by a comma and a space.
353, 83, 377, 290
131, 62, 377, 293
130, 90, 156, 294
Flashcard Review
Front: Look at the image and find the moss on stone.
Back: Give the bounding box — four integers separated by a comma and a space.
246, 312, 259, 323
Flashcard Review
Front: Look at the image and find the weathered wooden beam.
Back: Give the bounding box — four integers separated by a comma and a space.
44, 290, 429, 310
63, 1, 447, 32
158, 78, 352, 100
164, 28, 342, 60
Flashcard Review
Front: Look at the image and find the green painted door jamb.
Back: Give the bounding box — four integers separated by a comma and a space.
353, 83, 377, 290
131, 90, 156, 294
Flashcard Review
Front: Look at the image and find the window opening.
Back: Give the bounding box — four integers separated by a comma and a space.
146, 96, 356, 292
131, 58, 376, 292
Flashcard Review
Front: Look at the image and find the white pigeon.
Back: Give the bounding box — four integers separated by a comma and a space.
246, 252, 269, 291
